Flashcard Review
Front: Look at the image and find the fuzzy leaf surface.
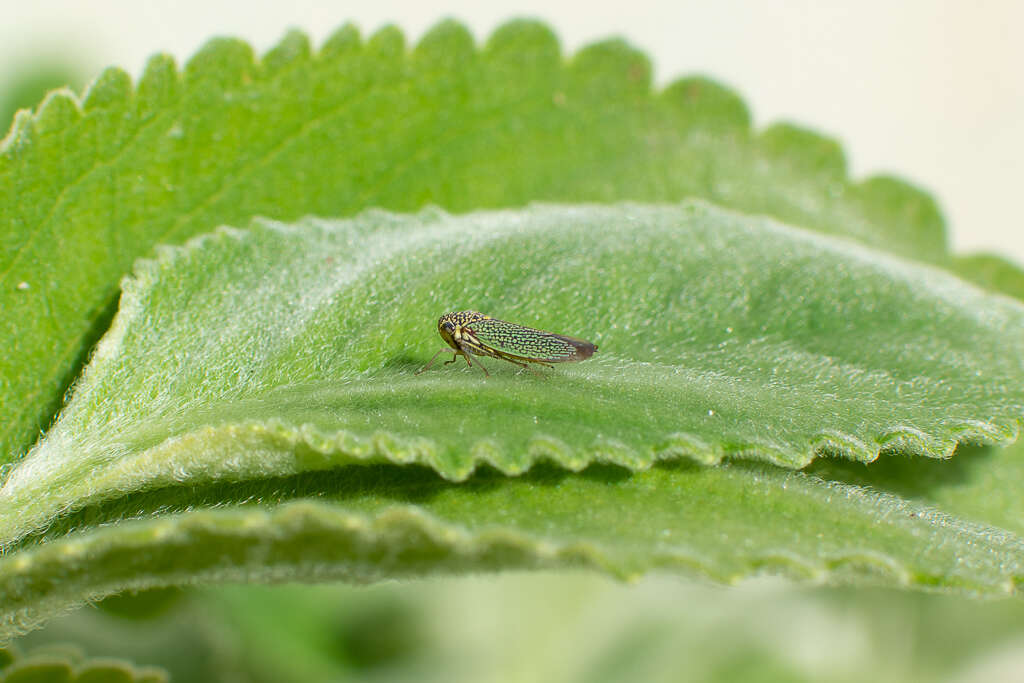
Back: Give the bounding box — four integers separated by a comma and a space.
2, 459, 1023, 637
0, 20, 952, 465
1, 203, 1023, 634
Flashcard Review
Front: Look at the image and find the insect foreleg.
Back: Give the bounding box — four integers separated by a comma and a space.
416, 348, 457, 375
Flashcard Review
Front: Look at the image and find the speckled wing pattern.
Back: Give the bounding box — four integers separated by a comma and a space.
466, 318, 596, 363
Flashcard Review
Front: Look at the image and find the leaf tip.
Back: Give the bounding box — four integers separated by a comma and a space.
853, 174, 948, 261
183, 36, 257, 89
136, 53, 181, 114
953, 252, 1024, 301
485, 18, 561, 61
569, 37, 652, 95
262, 28, 313, 74
81, 66, 133, 112
653, 433, 723, 466
0, 108, 35, 155
811, 430, 876, 464
660, 76, 752, 134
31, 88, 82, 135
756, 122, 848, 179
415, 18, 476, 58
320, 22, 363, 57
366, 24, 407, 58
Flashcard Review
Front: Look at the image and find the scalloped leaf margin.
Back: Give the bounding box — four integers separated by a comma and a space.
1, 18, 956, 468
2, 460, 1023, 640
3, 203, 1023, 551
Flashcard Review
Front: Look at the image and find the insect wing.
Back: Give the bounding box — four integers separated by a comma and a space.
466, 318, 595, 362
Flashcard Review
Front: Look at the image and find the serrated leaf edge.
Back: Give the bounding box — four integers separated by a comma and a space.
0, 17, 969, 471
1, 18, 948, 258
1, 494, 1020, 641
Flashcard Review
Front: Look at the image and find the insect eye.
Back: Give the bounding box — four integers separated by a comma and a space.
442, 322, 455, 332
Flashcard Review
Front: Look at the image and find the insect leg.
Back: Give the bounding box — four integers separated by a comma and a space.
457, 345, 490, 377
503, 356, 549, 377
416, 348, 456, 375
488, 350, 552, 376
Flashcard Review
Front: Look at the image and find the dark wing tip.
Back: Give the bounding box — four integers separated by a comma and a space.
567, 338, 597, 360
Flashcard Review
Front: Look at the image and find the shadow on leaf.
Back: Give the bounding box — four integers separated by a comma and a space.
805, 443, 996, 499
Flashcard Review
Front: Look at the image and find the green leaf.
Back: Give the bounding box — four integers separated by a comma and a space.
24, 576, 1024, 683
0, 58, 85, 135
0, 20, 952, 466
2, 203, 1023, 634
2, 461, 1023, 637
6, 203, 1023, 541
0, 643, 167, 683
953, 252, 1024, 302
4, 18, 1021, 645
809, 441, 1024, 541
198, 578, 1024, 683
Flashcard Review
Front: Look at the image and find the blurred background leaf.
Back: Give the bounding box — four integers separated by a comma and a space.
0, 56, 86, 135
14, 576, 1024, 683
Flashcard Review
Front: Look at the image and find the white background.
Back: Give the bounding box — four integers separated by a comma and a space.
3, 1, 1021, 265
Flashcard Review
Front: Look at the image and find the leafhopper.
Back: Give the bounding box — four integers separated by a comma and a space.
416, 311, 597, 377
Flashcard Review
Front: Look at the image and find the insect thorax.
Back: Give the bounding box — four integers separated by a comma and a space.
437, 311, 491, 351
438, 311, 490, 329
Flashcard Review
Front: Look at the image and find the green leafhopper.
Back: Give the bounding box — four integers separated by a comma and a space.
416, 311, 598, 377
